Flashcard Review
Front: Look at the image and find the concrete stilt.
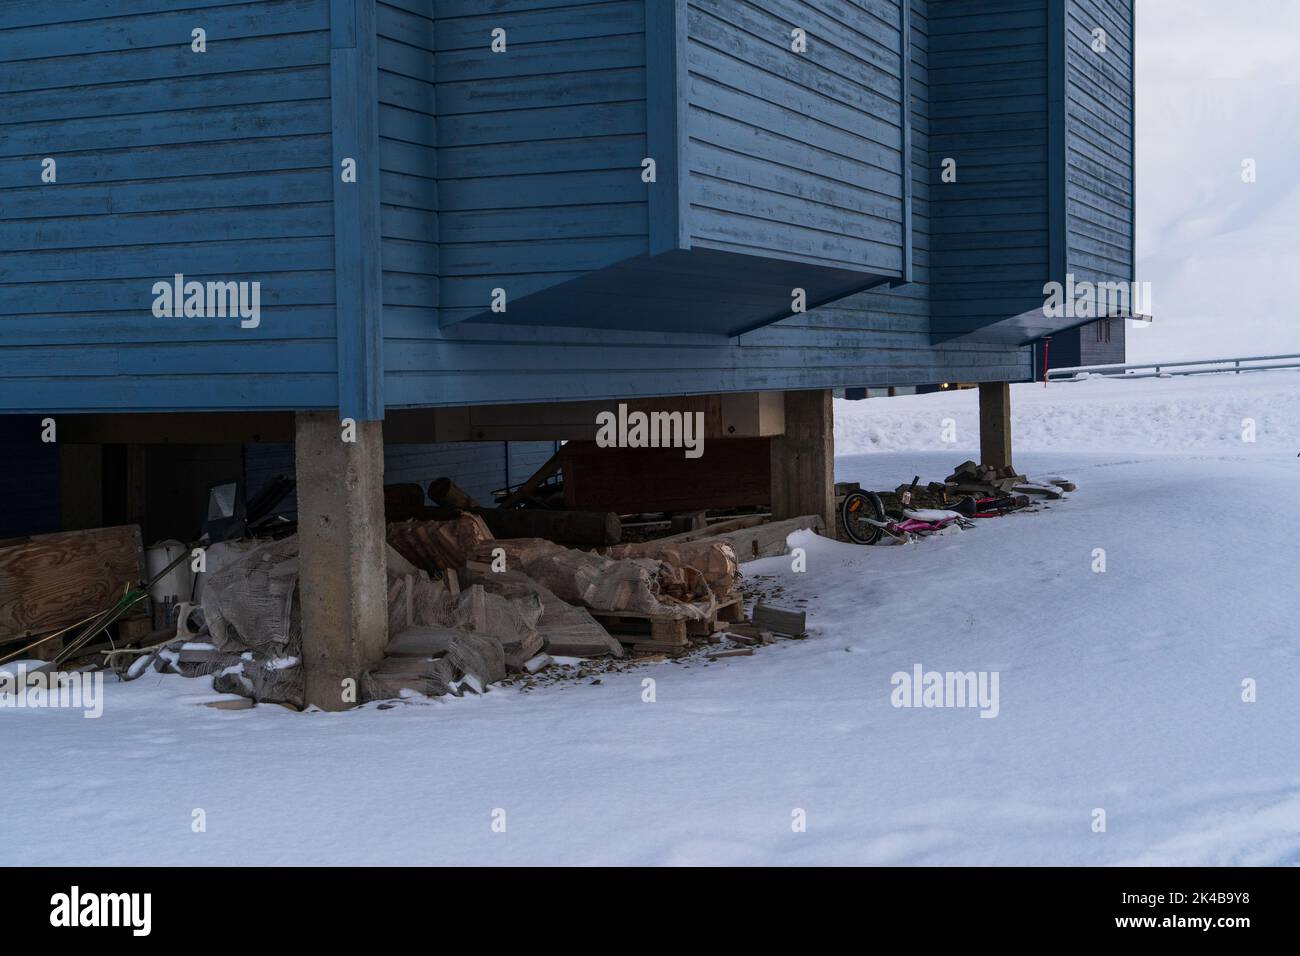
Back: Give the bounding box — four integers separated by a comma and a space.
769, 389, 835, 536
294, 412, 388, 710
978, 381, 1013, 470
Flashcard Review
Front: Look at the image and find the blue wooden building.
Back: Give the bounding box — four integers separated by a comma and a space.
0, 0, 1136, 705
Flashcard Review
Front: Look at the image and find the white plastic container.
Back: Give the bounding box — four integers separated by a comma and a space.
146, 540, 195, 606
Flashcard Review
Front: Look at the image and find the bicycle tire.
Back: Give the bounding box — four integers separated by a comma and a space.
841, 490, 886, 546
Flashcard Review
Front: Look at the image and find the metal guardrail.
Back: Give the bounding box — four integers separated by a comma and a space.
1046, 353, 1300, 382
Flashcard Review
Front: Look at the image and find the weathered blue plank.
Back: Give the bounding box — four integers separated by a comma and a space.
0, 135, 332, 189
0, 170, 333, 219
0, 206, 334, 253
1, 307, 337, 347
0, 33, 331, 93
332, 0, 385, 419
1063, 0, 1133, 288
0, 272, 335, 314
645, 0, 688, 254
684, 0, 908, 270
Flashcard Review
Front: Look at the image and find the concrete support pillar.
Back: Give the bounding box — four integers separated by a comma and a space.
978, 382, 1013, 470
294, 412, 388, 710
769, 389, 835, 536
60, 444, 103, 532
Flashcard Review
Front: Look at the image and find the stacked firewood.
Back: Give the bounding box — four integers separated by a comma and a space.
944, 460, 1029, 496
387, 513, 493, 572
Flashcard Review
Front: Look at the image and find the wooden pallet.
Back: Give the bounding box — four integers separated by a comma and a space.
715, 597, 745, 623
593, 598, 746, 656
685, 595, 745, 636
590, 610, 690, 655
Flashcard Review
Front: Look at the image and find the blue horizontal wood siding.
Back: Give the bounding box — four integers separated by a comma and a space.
684, 0, 907, 273
377, 0, 438, 413
0, 0, 339, 413
1064, 0, 1133, 289
927, 0, 1051, 338
1, 0, 1047, 417
378, 0, 437, 313
383, 0, 1031, 404
430, 0, 651, 327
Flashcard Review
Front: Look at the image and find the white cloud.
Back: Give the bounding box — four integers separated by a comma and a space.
1132, 0, 1300, 361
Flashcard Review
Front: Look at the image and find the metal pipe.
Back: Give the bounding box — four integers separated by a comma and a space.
1047, 353, 1300, 381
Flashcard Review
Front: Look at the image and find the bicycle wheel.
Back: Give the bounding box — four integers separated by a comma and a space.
841, 490, 886, 545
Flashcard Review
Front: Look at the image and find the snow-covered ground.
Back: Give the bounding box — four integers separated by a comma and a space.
836, 372, 1300, 455
3, 373, 1299, 866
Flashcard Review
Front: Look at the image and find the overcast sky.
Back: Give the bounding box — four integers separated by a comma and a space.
1132, 0, 1300, 360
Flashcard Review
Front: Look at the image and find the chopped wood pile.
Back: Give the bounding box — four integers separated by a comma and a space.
388, 513, 493, 572
47, 482, 820, 707
468, 537, 713, 619
945, 460, 1030, 496
359, 508, 820, 696
605, 539, 739, 599
941, 461, 1077, 500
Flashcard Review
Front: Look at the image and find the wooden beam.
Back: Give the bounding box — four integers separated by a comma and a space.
59, 412, 293, 445
330, 0, 384, 421
978, 382, 1013, 470
645, 0, 688, 254
769, 390, 835, 535
52, 395, 785, 446
699, 515, 823, 561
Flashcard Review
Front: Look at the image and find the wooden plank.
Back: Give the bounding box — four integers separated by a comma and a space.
0, 525, 146, 643
700, 515, 823, 561
592, 612, 689, 645
715, 597, 744, 622
653, 513, 768, 545
706, 648, 753, 660
751, 603, 806, 638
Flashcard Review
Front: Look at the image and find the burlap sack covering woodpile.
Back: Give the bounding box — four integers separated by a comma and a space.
386, 546, 543, 646
468, 538, 714, 621
605, 540, 739, 600
185, 535, 305, 706
466, 568, 624, 658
